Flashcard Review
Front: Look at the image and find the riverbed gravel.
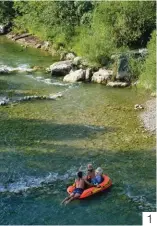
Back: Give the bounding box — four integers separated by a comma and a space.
140, 98, 156, 134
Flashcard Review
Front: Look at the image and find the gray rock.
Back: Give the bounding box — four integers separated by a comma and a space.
92, 68, 112, 84
138, 48, 148, 56
63, 69, 85, 83
85, 68, 93, 81
65, 52, 76, 60
73, 57, 82, 66
36, 44, 41, 49
41, 41, 50, 51
107, 81, 129, 88
49, 93, 63, 99
50, 60, 72, 76
0, 68, 9, 74
116, 56, 131, 82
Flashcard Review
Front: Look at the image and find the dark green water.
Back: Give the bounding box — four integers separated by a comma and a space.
0, 36, 156, 225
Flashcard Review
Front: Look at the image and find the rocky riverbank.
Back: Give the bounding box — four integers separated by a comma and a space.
5, 32, 148, 88
140, 98, 156, 134
6, 32, 53, 53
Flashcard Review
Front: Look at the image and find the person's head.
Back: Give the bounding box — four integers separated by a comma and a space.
87, 164, 93, 170
87, 164, 93, 172
77, 171, 83, 178
95, 167, 103, 175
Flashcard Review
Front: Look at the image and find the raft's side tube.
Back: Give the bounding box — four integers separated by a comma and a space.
67, 175, 112, 199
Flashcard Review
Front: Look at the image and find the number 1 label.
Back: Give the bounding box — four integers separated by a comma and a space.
143, 212, 157, 226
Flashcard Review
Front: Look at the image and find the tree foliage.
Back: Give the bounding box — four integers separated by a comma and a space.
139, 30, 156, 91
0, 0, 156, 81
0, 1, 14, 24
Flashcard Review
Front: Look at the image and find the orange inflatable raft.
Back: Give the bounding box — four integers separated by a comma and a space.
67, 175, 112, 199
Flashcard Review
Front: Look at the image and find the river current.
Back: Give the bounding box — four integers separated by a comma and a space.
0, 36, 156, 225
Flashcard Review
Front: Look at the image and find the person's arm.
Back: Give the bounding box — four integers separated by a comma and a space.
78, 165, 83, 171
84, 179, 97, 187
73, 179, 76, 187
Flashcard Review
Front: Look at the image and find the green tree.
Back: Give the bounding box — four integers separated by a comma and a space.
139, 30, 156, 91
0, 1, 14, 24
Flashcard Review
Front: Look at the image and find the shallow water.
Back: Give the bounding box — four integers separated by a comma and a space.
0, 36, 156, 225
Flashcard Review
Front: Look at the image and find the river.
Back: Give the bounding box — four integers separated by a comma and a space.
0, 36, 156, 225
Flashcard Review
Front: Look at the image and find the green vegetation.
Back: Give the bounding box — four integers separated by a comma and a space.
139, 30, 156, 91
0, 0, 156, 90
0, 1, 14, 24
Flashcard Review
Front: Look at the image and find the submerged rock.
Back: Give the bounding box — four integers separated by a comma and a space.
92, 68, 112, 84
107, 81, 129, 88
0, 97, 10, 106
0, 93, 63, 107
50, 60, 72, 76
0, 65, 37, 74
0, 68, 9, 74
63, 69, 85, 83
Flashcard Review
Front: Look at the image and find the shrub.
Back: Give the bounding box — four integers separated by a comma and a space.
139, 30, 156, 91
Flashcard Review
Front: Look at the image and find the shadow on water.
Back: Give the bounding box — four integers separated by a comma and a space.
0, 79, 36, 97
0, 118, 116, 146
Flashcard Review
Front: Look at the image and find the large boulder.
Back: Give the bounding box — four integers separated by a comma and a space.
63, 69, 85, 83
107, 81, 129, 88
73, 57, 82, 66
50, 60, 72, 76
116, 56, 131, 82
92, 68, 113, 84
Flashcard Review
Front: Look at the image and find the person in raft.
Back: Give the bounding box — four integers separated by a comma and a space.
84, 164, 103, 185
61, 171, 98, 205
84, 164, 96, 183
91, 167, 104, 185
61, 171, 85, 205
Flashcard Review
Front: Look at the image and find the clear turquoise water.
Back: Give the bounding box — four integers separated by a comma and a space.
0, 36, 156, 225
